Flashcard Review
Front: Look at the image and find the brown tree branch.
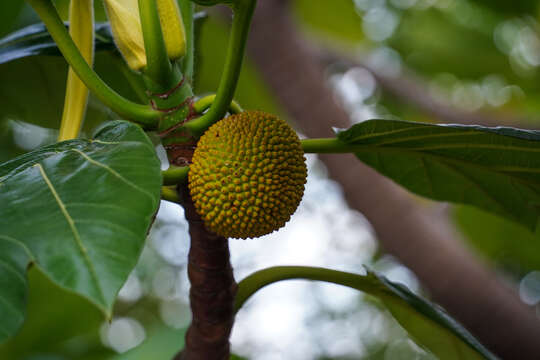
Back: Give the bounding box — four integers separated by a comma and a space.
176, 184, 237, 360
316, 49, 537, 128
246, 1, 540, 358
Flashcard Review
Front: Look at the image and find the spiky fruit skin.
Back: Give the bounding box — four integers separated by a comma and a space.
189, 111, 307, 239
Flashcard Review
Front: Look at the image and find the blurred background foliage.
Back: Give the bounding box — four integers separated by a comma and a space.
1, 0, 540, 359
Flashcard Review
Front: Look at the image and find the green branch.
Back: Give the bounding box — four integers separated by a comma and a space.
184, 0, 256, 136
193, 95, 243, 115
161, 186, 181, 203
27, 0, 161, 127
235, 266, 380, 313
162, 165, 189, 185
138, 0, 175, 89
301, 138, 354, 154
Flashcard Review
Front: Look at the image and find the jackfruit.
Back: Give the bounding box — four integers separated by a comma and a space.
189, 111, 307, 239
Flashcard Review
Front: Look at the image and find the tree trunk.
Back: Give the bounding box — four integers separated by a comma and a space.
246, 1, 540, 358
176, 184, 237, 360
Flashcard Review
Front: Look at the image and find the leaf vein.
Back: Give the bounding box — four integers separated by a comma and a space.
36, 164, 106, 305
0, 292, 23, 321
437, 162, 508, 213
0, 259, 25, 284
0, 235, 35, 261
70, 149, 156, 206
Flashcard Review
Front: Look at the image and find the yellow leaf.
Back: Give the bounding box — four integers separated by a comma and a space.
59, 0, 94, 141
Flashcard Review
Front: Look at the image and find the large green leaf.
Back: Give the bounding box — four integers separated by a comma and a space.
0, 120, 161, 344
236, 266, 497, 360
0, 1, 25, 37
0, 54, 143, 136
337, 119, 540, 230
103, 326, 186, 360
0, 14, 205, 65
0, 22, 115, 65
374, 272, 495, 360
454, 205, 540, 276
0, 266, 115, 359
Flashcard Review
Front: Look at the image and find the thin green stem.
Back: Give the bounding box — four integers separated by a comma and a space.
27, 0, 161, 127
193, 94, 243, 115
161, 186, 181, 203
235, 266, 380, 313
178, 0, 194, 82
162, 165, 189, 185
184, 0, 256, 136
138, 0, 175, 89
301, 138, 354, 154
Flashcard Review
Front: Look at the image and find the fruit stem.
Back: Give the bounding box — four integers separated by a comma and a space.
175, 184, 237, 360
162, 165, 189, 185
301, 138, 355, 154
184, 0, 256, 137
192, 95, 243, 115
27, 0, 161, 127
161, 186, 181, 203
235, 266, 381, 313
138, 0, 175, 90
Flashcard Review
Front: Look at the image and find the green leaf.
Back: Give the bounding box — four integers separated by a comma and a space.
0, 22, 115, 65
0, 54, 144, 135
0, 1, 25, 37
0, 14, 206, 65
104, 325, 186, 360
453, 205, 540, 276
374, 273, 495, 360
0, 266, 115, 359
337, 119, 540, 230
235, 266, 497, 360
0, 120, 162, 344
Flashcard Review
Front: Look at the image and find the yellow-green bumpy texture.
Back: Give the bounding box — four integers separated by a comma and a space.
189, 111, 307, 239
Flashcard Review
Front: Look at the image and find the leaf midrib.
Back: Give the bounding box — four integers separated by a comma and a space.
36, 164, 106, 306
354, 145, 540, 183
354, 145, 540, 226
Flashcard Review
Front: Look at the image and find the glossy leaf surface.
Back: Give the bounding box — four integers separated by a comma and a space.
338, 120, 540, 230
0, 121, 161, 343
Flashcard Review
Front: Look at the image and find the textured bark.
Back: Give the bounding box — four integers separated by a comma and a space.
247, 1, 540, 358
176, 184, 237, 360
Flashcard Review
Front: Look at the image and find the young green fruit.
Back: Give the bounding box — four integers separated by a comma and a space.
189, 111, 307, 239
